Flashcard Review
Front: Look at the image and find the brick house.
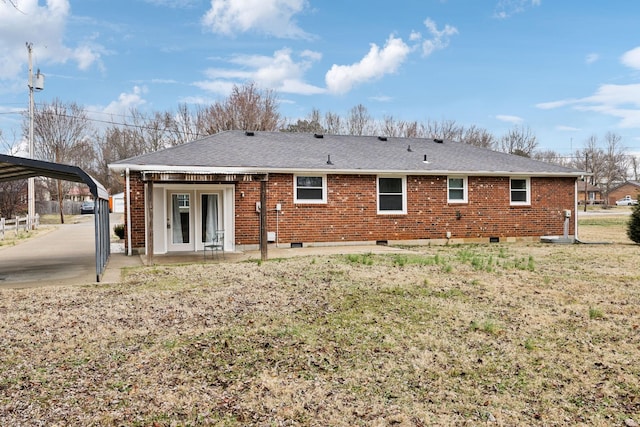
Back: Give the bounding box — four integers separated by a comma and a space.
608, 181, 640, 205
109, 131, 585, 256
577, 181, 603, 205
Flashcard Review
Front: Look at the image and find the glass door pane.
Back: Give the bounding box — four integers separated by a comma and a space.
171, 193, 190, 244
201, 194, 219, 244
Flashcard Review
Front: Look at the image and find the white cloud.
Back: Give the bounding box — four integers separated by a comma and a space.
144, 0, 199, 7
195, 48, 324, 96
496, 114, 524, 124
419, 18, 458, 56
556, 125, 581, 131
325, 35, 411, 95
193, 80, 237, 96
536, 83, 640, 128
369, 95, 393, 102
0, 0, 104, 80
179, 95, 215, 105
202, 0, 309, 39
585, 53, 599, 65
101, 86, 148, 117
536, 99, 579, 110
494, 0, 541, 19
621, 46, 640, 70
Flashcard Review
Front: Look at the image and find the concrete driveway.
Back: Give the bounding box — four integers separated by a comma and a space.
0, 216, 97, 288
0, 214, 139, 289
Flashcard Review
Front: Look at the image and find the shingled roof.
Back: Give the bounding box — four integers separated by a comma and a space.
110, 130, 584, 177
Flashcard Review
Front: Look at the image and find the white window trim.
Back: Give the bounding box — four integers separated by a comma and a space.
510, 177, 531, 206
294, 174, 327, 204
377, 176, 407, 215
447, 176, 468, 203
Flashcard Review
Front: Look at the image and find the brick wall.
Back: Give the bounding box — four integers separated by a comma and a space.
237, 174, 576, 245
124, 172, 146, 250
126, 172, 576, 248
608, 183, 640, 205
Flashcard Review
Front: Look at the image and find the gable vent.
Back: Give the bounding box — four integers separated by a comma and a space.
377, 136, 388, 141
433, 138, 444, 143
314, 133, 324, 139
245, 131, 255, 136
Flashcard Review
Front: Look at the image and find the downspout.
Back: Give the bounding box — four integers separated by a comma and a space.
126, 167, 132, 256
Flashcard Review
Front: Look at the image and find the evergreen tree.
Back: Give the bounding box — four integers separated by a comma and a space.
627, 202, 640, 244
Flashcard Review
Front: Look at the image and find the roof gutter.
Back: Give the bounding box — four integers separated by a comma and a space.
109, 163, 587, 178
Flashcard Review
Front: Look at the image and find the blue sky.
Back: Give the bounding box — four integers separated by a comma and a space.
1, 0, 640, 155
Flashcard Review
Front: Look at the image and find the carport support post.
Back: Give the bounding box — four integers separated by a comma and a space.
260, 178, 268, 261
146, 180, 154, 265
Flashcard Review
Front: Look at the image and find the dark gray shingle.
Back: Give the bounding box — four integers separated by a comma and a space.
112, 130, 583, 176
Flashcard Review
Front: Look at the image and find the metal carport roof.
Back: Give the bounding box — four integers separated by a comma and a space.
0, 154, 110, 282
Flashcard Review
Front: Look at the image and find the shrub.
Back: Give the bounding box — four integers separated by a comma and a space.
113, 223, 125, 239
627, 202, 640, 244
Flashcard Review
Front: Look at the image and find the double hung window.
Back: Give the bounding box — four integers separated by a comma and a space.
448, 176, 467, 203
378, 176, 406, 214
294, 175, 326, 203
510, 177, 530, 205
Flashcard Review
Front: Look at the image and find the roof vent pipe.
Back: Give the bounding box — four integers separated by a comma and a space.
423, 154, 429, 163
407, 145, 413, 152
326, 154, 333, 165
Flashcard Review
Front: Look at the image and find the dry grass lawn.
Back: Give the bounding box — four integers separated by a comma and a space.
1, 212, 639, 426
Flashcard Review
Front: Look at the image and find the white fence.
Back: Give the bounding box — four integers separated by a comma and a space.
0, 214, 40, 240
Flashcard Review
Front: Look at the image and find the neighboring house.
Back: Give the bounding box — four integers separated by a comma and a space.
608, 181, 640, 205
109, 131, 586, 256
577, 181, 603, 205
109, 192, 125, 213
66, 185, 93, 202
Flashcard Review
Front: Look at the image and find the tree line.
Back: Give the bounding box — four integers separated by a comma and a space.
1, 82, 638, 217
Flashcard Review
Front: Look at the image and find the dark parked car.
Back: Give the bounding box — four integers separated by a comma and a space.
80, 201, 95, 214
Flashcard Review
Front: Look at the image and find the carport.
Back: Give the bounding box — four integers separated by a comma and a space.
0, 154, 110, 282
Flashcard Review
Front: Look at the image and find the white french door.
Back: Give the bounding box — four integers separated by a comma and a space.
168, 192, 193, 251
201, 193, 221, 246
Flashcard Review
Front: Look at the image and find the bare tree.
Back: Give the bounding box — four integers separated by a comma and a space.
573, 135, 604, 186
630, 155, 639, 181
533, 150, 570, 167
380, 115, 401, 137
167, 103, 201, 144
323, 111, 344, 135
95, 126, 142, 194
282, 108, 324, 133
499, 125, 538, 157
422, 119, 463, 141
379, 116, 423, 138
461, 125, 496, 149
0, 133, 27, 217
26, 98, 94, 223
601, 131, 629, 200
573, 133, 629, 205
346, 104, 376, 136
0, 180, 27, 217
198, 82, 281, 134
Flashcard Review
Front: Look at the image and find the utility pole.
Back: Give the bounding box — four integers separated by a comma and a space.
26, 42, 44, 227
